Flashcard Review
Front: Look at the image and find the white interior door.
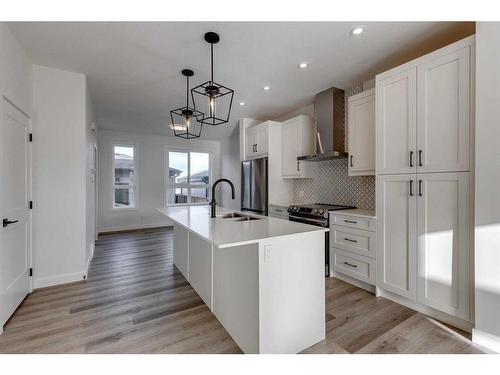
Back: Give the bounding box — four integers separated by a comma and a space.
376, 174, 417, 300
376, 68, 417, 175
417, 46, 471, 173
417, 172, 470, 320
0, 99, 31, 331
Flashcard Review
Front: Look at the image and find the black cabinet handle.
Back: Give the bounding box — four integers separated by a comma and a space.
343, 261, 358, 268
410, 151, 414, 167
409, 180, 414, 196
344, 237, 358, 243
350, 155, 354, 167
297, 162, 300, 172
419, 179, 423, 196
3, 218, 19, 227
344, 219, 357, 224
419, 150, 423, 167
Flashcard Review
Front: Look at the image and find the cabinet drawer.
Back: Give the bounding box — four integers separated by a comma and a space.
331, 225, 376, 259
331, 249, 376, 285
331, 213, 376, 231
268, 205, 288, 216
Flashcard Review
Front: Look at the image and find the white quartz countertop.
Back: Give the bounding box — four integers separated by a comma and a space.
157, 205, 328, 248
331, 208, 376, 219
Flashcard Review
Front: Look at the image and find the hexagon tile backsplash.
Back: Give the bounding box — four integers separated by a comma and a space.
293, 159, 375, 210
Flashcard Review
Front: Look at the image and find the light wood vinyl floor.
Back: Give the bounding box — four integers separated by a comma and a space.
0, 227, 483, 354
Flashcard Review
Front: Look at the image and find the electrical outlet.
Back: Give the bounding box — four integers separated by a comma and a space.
264, 245, 272, 263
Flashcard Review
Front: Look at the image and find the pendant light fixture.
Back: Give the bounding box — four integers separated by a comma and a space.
191, 32, 234, 126
170, 69, 204, 139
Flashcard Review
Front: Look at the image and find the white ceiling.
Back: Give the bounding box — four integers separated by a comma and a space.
8, 22, 473, 140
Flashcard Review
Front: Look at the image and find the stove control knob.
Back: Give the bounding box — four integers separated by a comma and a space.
313, 209, 318, 214
318, 209, 324, 214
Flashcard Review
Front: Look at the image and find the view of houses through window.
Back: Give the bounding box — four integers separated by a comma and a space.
167, 151, 210, 205
113, 145, 136, 209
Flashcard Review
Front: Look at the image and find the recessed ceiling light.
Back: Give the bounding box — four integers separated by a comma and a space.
239, 102, 245, 106
263, 86, 270, 91
350, 26, 365, 36
299, 62, 308, 69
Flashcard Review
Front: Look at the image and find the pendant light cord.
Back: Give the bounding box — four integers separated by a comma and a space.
186, 75, 189, 108
210, 43, 214, 84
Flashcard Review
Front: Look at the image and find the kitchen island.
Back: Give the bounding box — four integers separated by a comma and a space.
157, 205, 327, 354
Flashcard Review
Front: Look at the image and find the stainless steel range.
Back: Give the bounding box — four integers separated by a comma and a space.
288, 203, 355, 276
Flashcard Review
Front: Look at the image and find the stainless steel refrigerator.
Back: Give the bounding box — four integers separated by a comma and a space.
241, 158, 268, 215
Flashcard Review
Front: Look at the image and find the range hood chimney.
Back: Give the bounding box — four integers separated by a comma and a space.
298, 87, 347, 161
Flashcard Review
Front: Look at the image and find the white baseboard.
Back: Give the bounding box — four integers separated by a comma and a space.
86, 242, 95, 276
98, 222, 172, 234
378, 288, 474, 332
331, 271, 376, 294
34, 271, 85, 289
473, 329, 500, 353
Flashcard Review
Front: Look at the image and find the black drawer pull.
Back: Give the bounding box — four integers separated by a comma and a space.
418, 150, 423, 167
344, 219, 357, 224
343, 237, 358, 243
410, 151, 414, 167
343, 261, 358, 268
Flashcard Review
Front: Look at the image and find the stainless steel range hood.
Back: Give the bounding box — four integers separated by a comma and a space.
298, 87, 348, 161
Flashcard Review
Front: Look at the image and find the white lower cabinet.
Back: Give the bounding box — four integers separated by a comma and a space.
376, 174, 417, 300
377, 172, 470, 321
330, 210, 377, 287
417, 172, 470, 320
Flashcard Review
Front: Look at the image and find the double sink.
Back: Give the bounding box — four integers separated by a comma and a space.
218, 212, 262, 222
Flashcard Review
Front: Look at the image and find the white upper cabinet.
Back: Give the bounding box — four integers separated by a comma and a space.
280, 115, 314, 178
348, 89, 376, 176
245, 122, 269, 159
376, 174, 417, 300
376, 68, 417, 175
417, 172, 470, 320
417, 47, 471, 173
376, 37, 473, 175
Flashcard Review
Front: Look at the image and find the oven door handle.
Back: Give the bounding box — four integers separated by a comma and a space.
289, 215, 327, 227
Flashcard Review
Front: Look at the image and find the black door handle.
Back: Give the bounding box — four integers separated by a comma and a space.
419, 179, 423, 196
350, 155, 354, 167
410, 151, 414, 167
409, 180, 414, 196
3, 218, 19, 227
297, 162, 300, 172
419, 150, 423, 167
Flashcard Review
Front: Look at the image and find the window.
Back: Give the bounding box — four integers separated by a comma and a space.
112, 144, 137, 209
166, 150, 211, 205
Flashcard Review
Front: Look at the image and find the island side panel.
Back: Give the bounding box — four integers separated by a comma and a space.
188, 232, 213, 309
173, 223, 189, 280
258, 232, 326, 354
213, 243, 260, 354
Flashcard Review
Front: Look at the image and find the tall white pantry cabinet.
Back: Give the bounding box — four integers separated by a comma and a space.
376, 36, 474, 327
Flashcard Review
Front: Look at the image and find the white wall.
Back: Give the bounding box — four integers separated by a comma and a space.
0, 23, 32, 114
32, 65, 89, 288
97, 128, 221, 232
220, 125, 241, 210
473, 22, 500, 353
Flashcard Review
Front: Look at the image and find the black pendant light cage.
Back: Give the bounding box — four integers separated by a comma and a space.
170, 69, 204, 139
191, 32, 234, 126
